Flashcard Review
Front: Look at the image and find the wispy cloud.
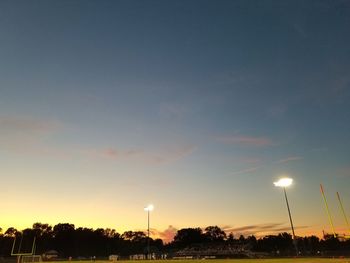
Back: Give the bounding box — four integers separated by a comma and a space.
159, 102, 190, 119
102, 148, 142, 159
230, 155, 302, 177
90, 145, 196, 165
0, 116, 60, 135
266, 104, 288, 118
311, 147, 328, 152
0, 116, 196, 165
222, 223, 309, 237
273, 226, 309, 233
231, 167, 260, 176
276, 156, 303, 164
232, 157, 262, 165
223, 223, 284, 233
0, 115, 61, 152
336, 167, 350, 178
216, 136, 272, 146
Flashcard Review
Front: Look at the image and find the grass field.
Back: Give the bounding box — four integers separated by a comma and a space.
56, 259, 350, 263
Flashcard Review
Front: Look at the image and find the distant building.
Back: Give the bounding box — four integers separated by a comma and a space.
42, 250, 59, 261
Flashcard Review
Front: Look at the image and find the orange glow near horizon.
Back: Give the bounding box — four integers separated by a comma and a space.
0, 214, 328, 241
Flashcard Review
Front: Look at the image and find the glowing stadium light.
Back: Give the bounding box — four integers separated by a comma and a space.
273, 177, 293, 187
144, 204, 154, 211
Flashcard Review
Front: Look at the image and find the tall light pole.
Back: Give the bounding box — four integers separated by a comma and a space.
273, 177, 298, 256
144, 204, 154, 259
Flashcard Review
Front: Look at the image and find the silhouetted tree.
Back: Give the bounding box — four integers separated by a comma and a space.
53, 223, 75, 257
256, 233, 293, 255
321, 235, 341, 251
227, 233, 235, 242
1, 223, 350, 258
4, 227, 19, 237
204, 226, 226, 242
33, 223, 53, 237
121, 231, 146, 242
246, 235, 257, 250
238, 234, 246, 242
104, 228, 118, 238
32, 223, 54, 254
173, 228, 205, 248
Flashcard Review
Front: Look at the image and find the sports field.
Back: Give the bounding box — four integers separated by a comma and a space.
58, 259, 350, 263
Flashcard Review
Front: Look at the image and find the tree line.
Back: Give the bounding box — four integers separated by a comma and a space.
0, 223, 349, 258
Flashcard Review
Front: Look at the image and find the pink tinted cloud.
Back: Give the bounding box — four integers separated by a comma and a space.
222, 223, 283, 234
150, 225, 178, 243
0, 116, 62, 152
222, 223, 309, 238
217, 136, 272, 146
336, 167, 350, 178
95, 145, 196, 165
0, 116, 60, 134
160, 145, 196, 163
102, 148, 141, 159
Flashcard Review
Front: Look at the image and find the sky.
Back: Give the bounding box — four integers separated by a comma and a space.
0, 0, 350, 242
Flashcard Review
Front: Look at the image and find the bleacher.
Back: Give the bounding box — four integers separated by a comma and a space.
173, 243, 255, 258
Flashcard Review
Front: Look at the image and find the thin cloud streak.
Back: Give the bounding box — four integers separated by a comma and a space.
266, 104, 288, 118
222, 223, 309, 237
0, 115, 60, 135
273, 226, 309, 232
216, 136, 272, 146
231, 167, 260, 176
233, 157, 262, 165
159, 102, 190, 119
276, 156, 303, 164
0, 115, 62, 153
230, 155, 302, 177
223, 223, 284, 233
0, 116, 196, 166
90, 145, 196, 165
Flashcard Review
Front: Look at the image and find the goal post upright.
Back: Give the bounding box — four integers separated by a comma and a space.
11, 235, 37, 263
337, 192, 350, 235
11, 236, 36, 256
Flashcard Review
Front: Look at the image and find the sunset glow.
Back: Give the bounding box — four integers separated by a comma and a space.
0, 0, 349, 242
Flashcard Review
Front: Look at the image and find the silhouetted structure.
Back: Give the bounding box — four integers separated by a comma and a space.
1, 223, 350, 260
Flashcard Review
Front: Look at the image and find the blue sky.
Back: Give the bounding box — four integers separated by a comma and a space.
0, 0, 350, 241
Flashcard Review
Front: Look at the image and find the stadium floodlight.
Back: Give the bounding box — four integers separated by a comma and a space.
144, 204, 154, 212
274, 177, 298, 255
273, 177, 293, 187
144, 204, 154, 259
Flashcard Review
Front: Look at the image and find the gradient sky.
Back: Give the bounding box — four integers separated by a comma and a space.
1, 0, 350, 242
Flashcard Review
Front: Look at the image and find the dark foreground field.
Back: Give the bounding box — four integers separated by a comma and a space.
61, 259, 350, 263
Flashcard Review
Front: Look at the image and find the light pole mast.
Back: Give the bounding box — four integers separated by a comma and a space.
147, 208, 150, 257
283, 187, 296, 239
144, 204, 154, 259
274, 177, 298, 256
